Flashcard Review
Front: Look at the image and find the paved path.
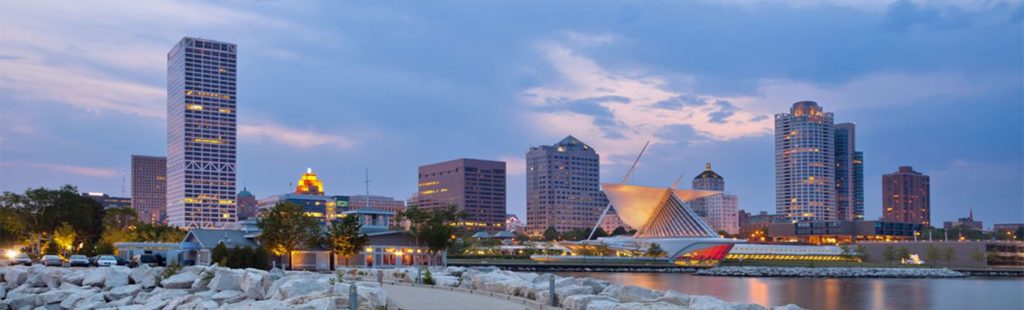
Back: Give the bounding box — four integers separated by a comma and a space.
383, 284, 537, 310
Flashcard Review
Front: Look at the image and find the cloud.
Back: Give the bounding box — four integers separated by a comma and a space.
523, 41, 773, 161
3, 162, 120, 178
239, 122, 356, 150
498, 155, 527, 176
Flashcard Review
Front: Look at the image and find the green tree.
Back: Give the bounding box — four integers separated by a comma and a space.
970, 248, 985, 267
211, 242, 229, 266
1, 186, 104, 254
327, 215, 369, 266
53, 222, 78, 256
542, 226, 559, 241
882, 245, 897, 266
925, 245, 941, 268
258, 202, 321, 270
941, 247, 955, 267
422, 206, 464, 264
590, 228, 609, 240
611, 226, 628, 236
227, 245, 244, 268
43, 240, 59, 255
645, 242, 666, 258
398, 205, 430, 250
103, 207, 139, 231
985, 249, 1000, 266
855, 245, 868, 262
839, 245, 854, 266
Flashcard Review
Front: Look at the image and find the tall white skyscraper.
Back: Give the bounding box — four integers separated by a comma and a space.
166, 37, 238, 228
526, 136, 606, 234
775, 101, 835, 222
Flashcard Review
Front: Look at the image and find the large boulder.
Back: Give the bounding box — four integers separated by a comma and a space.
82, 268, 110, 288
210, 290, 246, 304
270, 277, 330, 300
24, 265, 49, 287
59, 290, 105, 310
104, 266, 131, 288
39, 289, 75, 305
610, 302, 686, 310
5, 286, 48, 301
221, 299, 291, 310
104, 284, 142, 301
3, 267, 29, 287
0, 283, 6, 299
161, 272, 197, 289
600, 285, 663, 303
61, 271, 85, 286
537, 285, 594, 306
207, 268, 242, 291
2, 293, 41, 310
129, 264, 152, 284
130, 266, 162, 289
563, 294, 619, 310
239, 269, 273, 300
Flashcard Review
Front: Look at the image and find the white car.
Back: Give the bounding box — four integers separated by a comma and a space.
96, 255, 118, 267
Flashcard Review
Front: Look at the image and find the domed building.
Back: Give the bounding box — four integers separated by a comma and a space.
690, 163, 739, 235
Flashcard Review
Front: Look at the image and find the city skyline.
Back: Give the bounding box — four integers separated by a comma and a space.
1, 1, 1021, 227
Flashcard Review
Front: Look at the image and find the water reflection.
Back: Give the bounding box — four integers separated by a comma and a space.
555, 272, 1024, 310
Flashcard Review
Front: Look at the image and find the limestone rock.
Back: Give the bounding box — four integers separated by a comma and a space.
82, 268, 110, 288
600, 285, 663, 303
160, 272, 197, 289
563, 294, 619, 310
271, 277, 329, 300
210, 290, 245, 304
103, 284, 141, 301
4, 267, 29, 287
207, 268, 242, 291
104, 267, 131, 289
239, 269, 272, 300
61, 271, 85, 287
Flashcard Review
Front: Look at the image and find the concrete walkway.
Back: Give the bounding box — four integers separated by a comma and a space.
383, 284, 538, 310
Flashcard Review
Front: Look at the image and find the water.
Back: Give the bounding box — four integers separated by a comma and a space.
556, 272, 1024, 310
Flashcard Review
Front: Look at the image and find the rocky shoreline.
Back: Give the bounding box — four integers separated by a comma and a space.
0, 264, 808, 310
696, 266, 965, 278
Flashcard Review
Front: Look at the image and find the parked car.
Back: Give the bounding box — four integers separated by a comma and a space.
12, 253, 33, 266
130, 254, 159, 267
116, 256, 129, 266
96, 255, 118, 267
41, 255, 63, 267
68, 255, 90, 267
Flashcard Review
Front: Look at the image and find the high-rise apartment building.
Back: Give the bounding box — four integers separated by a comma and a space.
166, 37, 238, 228
834, 123, 864, 221
236, 188, 257, 220
526, 136, 605, 233
775, 101, 836, 222
882, 166, 930, 226
82, 192, 132, 210
418, 158, 507, 230
691, 163, 739, 235
131, 155, 167, 224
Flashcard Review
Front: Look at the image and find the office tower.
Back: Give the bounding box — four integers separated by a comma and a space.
236, 187, 257, 220
835, 123, 864, 221
775, 101, 836, 222
257, 169, 347, 223
691, 163, 739, 235
348, 195, 406, 214
131, 155, 167, 224
882, 166, 931, 226
525, 136, 605, 233
82, 192, 132, 209
418, 158, 507, 230
295, 168, 324, 196
166, 37, 238, 228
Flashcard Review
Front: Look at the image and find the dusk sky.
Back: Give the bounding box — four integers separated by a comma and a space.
1, 1, 1021, 227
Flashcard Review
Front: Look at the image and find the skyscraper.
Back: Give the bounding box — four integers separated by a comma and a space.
526, 136, 605, 234
236, 187, 257, 220
131, 155, 167, 224
691, 163, 739, 235
166, 37, 238, 229
775, 101, 836, 222
418, 158, 507, 230
882, 166, 931, 226
834, 123, 865, 221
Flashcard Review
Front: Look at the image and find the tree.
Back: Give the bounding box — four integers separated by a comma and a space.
53, 222, 78, 256
227, 245, 244, 268
970, 248, 985, 267
1, 186, 104, 254
327, 215, 369, 266
611, 226, 628, 236
43, 240, 60, 255
422, 206, 464, 264
211, 242, 229, 266
925, 245, 941, 268
257, 202, 321, 270
542, 227, 559, 241
941, 247, 955, 267
896, 247, 911, 265
645, 242, 666, 258
882, 245, 897, 266
985, 249, 999, 266
103, 207, 139, 231
590, 228, 609, 240
839, 245, 854, 265
855, 245, 868, 262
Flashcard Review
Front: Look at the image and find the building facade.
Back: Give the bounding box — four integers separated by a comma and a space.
236, 188, 257, 220
834, 123, 864, 221
526, 136, 605, 234
767, 220, 924, 244
348, 195, 406, 227
943, 210, 983, 231
775, 101, 836, 222
417, 158, 507, 230
690, 163, 739, 235
882, 166, 931, 226
82, 192, 132, 209
598, 210, 632, 235
166, 37, 238, 228
131, 155, 167, 224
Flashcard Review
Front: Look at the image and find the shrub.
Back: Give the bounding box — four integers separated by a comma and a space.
161, 263, 182, 279
422, 269, 435, 285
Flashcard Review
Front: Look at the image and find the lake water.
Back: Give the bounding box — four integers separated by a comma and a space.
555, 272, 1024, 310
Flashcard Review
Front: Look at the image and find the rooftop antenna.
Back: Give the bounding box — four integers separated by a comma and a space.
588, 140, 650, 240
365, 168, 371, 209
121, 173, 126, 197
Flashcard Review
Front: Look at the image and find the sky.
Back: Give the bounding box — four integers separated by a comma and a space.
1, 0, 1021, 228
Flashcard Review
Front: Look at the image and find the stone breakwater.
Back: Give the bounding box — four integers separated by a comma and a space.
348, 265, 805, 310
696, 266, 965, 278
0, 264, 386, 310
